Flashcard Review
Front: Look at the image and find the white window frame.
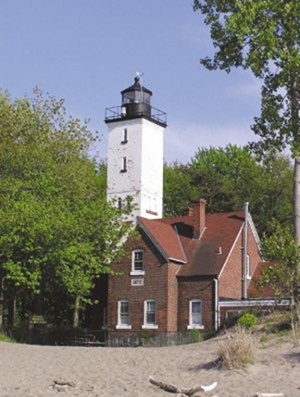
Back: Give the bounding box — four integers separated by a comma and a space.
246, 254, 251, 280
187, 299, 204, 330
142, 299, 158, 329
116, 300, 131, 329
130, 249, 145, 276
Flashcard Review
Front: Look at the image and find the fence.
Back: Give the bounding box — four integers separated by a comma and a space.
107, 329, 203, 347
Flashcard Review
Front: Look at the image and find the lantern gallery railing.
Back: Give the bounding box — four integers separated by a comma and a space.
105, 105, 167, 127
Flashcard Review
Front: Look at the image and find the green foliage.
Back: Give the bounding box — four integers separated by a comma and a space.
0, 89, 134, 326
164, 145, 292, 235
163, 161, 198, 217
188, 328, 204, 343
237, 313, 257, 329
193, 0, 300, 243
257, 222, 300, 299
136, 329, 153, 345
0, 332, 15, 343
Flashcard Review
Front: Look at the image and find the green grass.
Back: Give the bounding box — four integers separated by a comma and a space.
0, 332, 15, 343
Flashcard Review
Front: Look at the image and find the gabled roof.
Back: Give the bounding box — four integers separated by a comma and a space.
137, 210, 247, 277
136, 217, 186, 263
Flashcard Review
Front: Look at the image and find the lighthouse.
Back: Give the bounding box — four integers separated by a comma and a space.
105, 75, 167, 220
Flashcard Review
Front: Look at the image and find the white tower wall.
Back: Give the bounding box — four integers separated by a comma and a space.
107, 117, 164, 220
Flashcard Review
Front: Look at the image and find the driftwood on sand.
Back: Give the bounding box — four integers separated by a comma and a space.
149, 376, 217, 395
256, 394, 284, 397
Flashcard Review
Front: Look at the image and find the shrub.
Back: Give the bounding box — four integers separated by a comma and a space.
237, 313, 257, 329
188, 328, 204, 343
218, 327, 257, 369
0, 332, 15, 343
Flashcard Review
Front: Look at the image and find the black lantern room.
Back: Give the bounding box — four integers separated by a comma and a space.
105, 76, 167, 127
121, 76, 152, 118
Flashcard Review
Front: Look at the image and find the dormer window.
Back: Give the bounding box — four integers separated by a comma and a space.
121, 128, 128, 144
131, 249, 144, 275
121, 157, 127, 173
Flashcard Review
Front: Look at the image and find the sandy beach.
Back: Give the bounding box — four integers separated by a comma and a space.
0, 335, 299, 397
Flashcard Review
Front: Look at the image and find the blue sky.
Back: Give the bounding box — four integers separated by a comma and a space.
0, 0, 262, 163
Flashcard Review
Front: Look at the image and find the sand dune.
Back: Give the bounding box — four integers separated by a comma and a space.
0, 335, 299, 397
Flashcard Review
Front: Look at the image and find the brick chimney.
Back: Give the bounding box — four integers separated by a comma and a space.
192, 199, 206, 239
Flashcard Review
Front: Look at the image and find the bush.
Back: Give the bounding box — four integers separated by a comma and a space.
0, 331, 15, 343
188, 328, 204, 343
218, 327, 257, 369
237, 313, 257, 329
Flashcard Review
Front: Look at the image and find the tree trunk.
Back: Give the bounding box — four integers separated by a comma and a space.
293, 158, 300, 317
73, 296, 80, 328
0, 277, 4, 326
293, 157, 300, 246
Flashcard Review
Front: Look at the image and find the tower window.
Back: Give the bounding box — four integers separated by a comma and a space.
118, 197, 122, 209
122, 128, 128, 144
121, 157, 127, 173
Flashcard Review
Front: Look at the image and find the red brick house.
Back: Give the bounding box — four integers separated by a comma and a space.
95, 199, 274, 338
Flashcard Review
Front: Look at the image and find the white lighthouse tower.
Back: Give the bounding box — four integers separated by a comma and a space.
105, 75, 167, 220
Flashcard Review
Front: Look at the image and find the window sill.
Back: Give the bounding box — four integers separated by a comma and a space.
130, 271, 145, 276
142, 324, 158, 330
187, 325, 204, 330
116, 325, 132, 330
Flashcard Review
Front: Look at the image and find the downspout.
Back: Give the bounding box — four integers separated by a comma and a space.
214, 278, 219, 331
243, 202, 249, 300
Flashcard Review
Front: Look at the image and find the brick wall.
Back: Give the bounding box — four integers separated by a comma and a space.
219, 225, 261, 299
107, 229, 178, 335
177, 276, 215, 331
218, 230, 243, 299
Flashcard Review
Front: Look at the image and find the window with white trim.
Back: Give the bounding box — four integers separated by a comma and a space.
188, 299, 203, 329
131, 249, 144, 275
143, 299, 158, 329
116, 300, 131, 329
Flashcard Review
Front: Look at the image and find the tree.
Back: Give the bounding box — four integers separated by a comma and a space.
193, 0, 300, 243
164, 145, 293, 235
256, 222, 300, 341
163, 161, 198, 217
0, 90, 133, 327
